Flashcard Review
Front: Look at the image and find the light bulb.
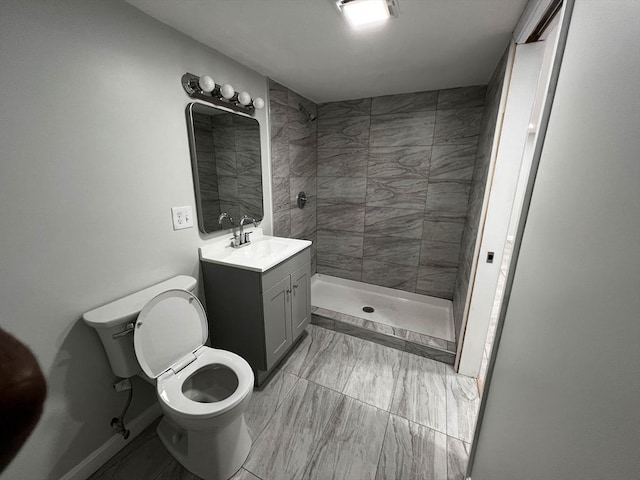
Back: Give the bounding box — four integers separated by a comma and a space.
253, 97, 265, 109
238, 91, 251, 106
221, 84, 235, 99
198, 75, 215, 93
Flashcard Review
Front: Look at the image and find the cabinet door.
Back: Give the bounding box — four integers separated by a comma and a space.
262, 275, 292, 369
290, 262, 311, 340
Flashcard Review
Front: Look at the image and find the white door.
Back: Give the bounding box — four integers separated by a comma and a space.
457, 41, 548, 377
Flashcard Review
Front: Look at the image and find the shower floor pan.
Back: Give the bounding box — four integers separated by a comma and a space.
310, 274, 456, 365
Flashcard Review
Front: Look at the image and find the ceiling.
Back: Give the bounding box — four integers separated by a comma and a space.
125, 0, 528, 103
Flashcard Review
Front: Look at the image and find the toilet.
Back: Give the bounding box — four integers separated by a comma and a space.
83, 275, 254, 480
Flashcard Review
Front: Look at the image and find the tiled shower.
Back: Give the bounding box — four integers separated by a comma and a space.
270, 55, 507, 342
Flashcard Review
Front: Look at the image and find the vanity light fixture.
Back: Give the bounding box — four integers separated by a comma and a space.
181, 72, 264, 116
336, 0, 399, 28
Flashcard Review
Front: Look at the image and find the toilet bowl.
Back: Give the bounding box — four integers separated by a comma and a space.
82, 276, 254, 480
134, 289, 254, 480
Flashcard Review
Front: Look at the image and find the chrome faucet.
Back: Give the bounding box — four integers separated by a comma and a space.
238, 215, 258, 246
218, 212, 236, 235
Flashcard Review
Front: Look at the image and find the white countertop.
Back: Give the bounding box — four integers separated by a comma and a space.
199, 229, 312, 272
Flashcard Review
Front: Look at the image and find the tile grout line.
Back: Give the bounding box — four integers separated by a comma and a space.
297, 388, 346, 479
246, 370, 302, 451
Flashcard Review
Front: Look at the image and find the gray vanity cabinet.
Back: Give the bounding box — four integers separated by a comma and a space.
201, 247, 311, 385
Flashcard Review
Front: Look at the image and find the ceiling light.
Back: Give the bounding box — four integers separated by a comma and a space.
336, 0, 399, 28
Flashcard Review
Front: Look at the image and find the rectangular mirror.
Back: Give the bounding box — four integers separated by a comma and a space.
186, 102, 263, 234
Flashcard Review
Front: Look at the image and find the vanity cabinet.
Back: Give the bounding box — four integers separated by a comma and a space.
200, 247, 311, 385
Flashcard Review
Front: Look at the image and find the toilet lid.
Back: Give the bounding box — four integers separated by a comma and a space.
133, 289, 208, 379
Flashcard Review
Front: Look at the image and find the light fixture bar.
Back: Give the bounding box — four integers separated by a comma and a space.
181, 72, 264, 116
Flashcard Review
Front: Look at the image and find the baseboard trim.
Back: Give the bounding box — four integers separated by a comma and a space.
58, 403, 162, 480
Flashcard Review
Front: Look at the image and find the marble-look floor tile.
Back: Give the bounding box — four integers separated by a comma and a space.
154, 460, 260, 480
303, 396, 389, 480
446, 372, 480, 443
446, 436, 471, 480
404, 343, 455, 366
317, 147, 368, 177
244, 379, 342, 480
300, 329, 368, 392
152, 459, 201, 479
310, 312, 335, 329
230, 468, 262, 480
244, 368, 299, 440
375, 414, 447, 480
89, 434, 172, 480
279, 325, 335, 377
406, 331, 449, 351
390, 353, 447, 433
343, 341, 402, 410
330, 318, 408, 351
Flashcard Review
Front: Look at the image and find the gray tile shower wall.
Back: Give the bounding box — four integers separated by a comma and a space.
452, 48, 510, 340
315, 86, 487, 298
269, 80, 318, 272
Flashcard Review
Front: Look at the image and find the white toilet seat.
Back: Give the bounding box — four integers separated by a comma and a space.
133, 289, 254, 420
157, 347, 253, 420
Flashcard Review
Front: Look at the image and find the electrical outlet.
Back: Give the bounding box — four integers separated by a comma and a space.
171, 206, 194, 230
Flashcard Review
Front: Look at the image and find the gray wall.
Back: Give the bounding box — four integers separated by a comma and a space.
269, 79, 318, 272
314, 87, 486, 298
0, 1, 268, 478
471, 1, 640, 478
452, 49, 509, 337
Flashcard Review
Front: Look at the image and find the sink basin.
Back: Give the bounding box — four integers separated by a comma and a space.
199, 232, 311, 272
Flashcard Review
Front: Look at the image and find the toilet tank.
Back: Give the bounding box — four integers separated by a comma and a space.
83, 275, 198, 378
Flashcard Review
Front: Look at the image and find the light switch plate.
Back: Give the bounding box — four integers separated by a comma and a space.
171, 206, 194, 230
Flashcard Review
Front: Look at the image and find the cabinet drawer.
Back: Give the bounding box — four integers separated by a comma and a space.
261, 247, 310, 292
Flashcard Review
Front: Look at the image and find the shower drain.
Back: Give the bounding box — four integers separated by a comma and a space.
362, 306, 375, 313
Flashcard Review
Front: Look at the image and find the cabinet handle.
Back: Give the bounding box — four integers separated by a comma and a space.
293, 284, 298, 289
286, 288, 292, 294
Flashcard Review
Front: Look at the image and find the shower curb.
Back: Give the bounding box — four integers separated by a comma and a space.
311, 306, 456, 366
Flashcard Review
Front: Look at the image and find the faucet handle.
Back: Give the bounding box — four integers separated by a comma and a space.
244, 232, 252, 244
